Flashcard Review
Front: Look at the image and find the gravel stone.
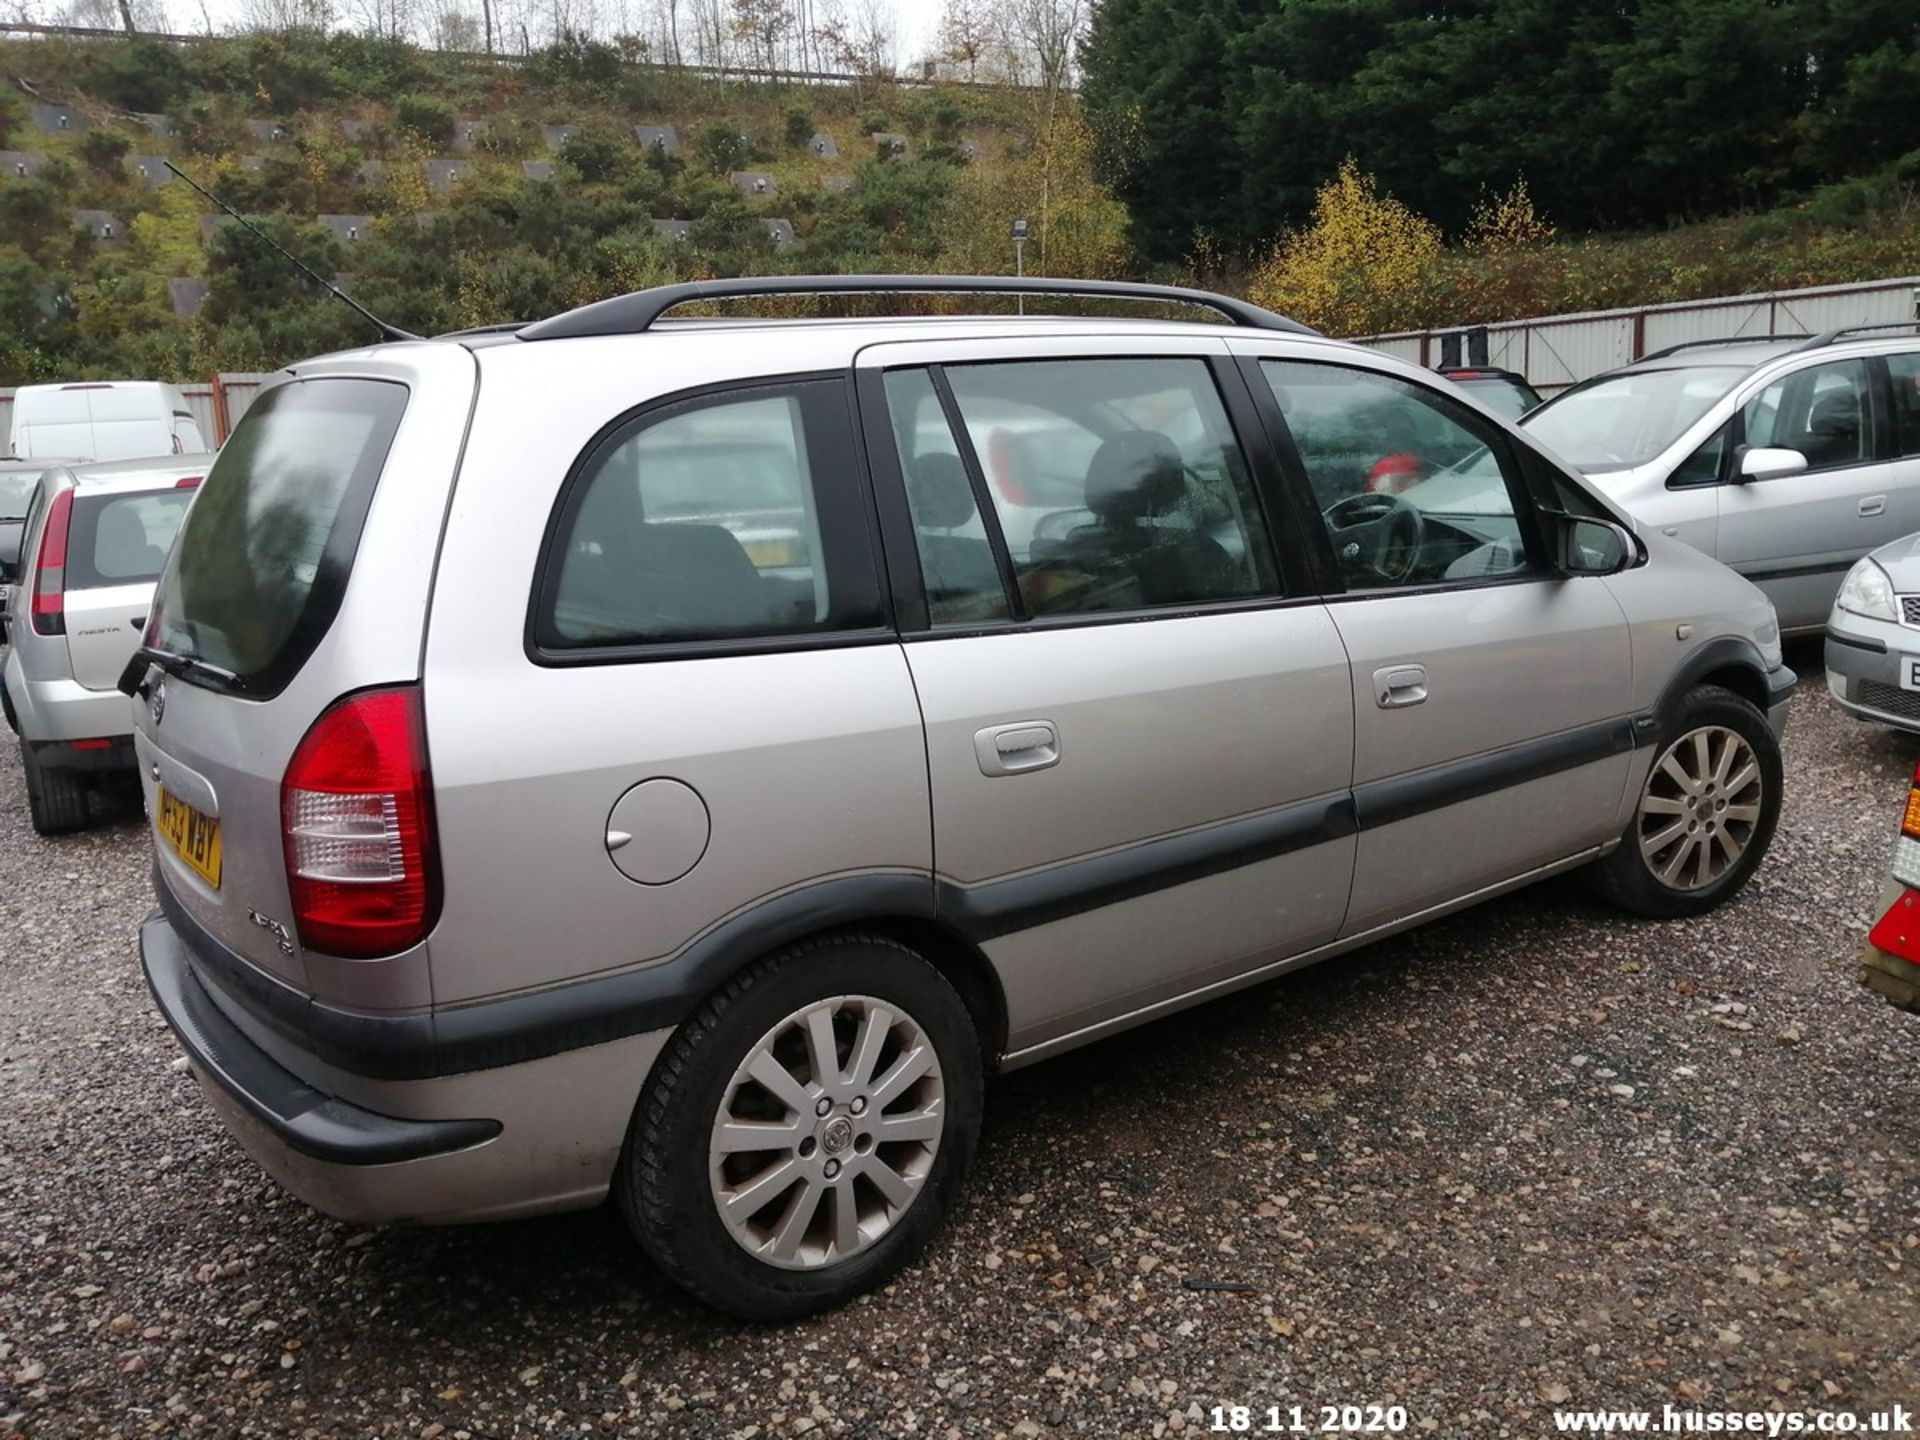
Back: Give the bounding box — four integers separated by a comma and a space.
1, 648, 1916, 1436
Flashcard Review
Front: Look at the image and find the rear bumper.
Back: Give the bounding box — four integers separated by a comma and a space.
140, 905, 670, 1225
3, 647, 136, 745
142, 912, 500, 1167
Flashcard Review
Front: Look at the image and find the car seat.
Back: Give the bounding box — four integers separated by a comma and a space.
909, 454, 1002, 616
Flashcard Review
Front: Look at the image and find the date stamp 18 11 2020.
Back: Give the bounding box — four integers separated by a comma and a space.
1209, 1405, 1410, 1435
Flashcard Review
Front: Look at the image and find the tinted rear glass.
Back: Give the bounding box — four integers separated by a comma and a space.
68, 489, 194, 588
148, 378, 406, 696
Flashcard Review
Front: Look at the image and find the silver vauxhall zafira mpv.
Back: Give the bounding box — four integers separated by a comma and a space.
125, 276, 1793, 1319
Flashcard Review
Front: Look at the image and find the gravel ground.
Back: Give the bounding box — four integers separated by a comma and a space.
3, 643, 1918, 1439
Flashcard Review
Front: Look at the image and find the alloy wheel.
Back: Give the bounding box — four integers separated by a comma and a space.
708, 995, 945, 1271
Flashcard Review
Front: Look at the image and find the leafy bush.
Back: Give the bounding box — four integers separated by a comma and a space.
784, 104, 815, 149
560, 123, 635, 183
696, 121, 753, 173
77, 128, 133, 177
528, 30, 624, 90
395, 95, 457, 147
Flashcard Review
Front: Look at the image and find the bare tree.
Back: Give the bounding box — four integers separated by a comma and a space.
937, 0, 992, 80
999, 0, 1082, 97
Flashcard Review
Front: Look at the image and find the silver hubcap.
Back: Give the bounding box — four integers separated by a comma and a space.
709, 995, 944, 1271
1637, 725, 1763, 892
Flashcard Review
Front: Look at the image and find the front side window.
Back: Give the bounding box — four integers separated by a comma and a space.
1884, 352, 1920, 458
1262, 360, 1531, 590
921, 357, 1277, 620
1740, 359, 1872, 471
537, 380, 879, 651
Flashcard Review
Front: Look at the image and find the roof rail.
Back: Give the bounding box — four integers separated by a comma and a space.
1791, 319, 1920, 353
516, 274, 1318, 342
1636, 334, 1810, 363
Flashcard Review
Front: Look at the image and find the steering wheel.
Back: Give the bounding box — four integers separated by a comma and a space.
1322, 491, 1427, 584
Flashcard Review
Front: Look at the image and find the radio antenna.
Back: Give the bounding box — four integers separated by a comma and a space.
166, 160, 422, 343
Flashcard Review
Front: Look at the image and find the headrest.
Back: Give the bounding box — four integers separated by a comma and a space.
1807, 391, 1859, 432
911, 452, 977, 530
1084, 431, 1184, 522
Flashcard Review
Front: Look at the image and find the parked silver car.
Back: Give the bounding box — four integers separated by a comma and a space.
1520, 325, 1920, 633
128, 277, 1792, 1321
2, 457, 207, 833
1823, 532, 1920, 731
0, 457, 84, 635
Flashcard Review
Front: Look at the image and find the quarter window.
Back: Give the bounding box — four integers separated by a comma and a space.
537, 381, 880, 651
904, 357, 1277, 621
1260, 360, 1531, 589
1740, 359, 1872, 471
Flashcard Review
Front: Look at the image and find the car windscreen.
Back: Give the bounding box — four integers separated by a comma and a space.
1453, 376, 1540, 421
147, 378, 406, 697
1521, 365, 1744, 470
67, 489, 195, 588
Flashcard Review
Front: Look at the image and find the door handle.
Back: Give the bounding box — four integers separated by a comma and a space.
1860, 495, 1887, 517
1373, 664, 1428, 709
974, 720, 1061, 776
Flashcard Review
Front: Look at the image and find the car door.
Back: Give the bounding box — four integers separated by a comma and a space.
856, 334, 1357, 1058
1232, 342, 1635, 936
1715, 356, 1912, 630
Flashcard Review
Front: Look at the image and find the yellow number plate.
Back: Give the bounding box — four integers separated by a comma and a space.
156, 787, 222, 889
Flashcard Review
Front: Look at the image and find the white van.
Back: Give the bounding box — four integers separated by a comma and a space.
8, 381, 207, 462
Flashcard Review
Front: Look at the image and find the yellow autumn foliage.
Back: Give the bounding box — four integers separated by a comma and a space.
938, 103, 1128, 283
1465, 178, 1556, 254
1247, 158, 1441, 336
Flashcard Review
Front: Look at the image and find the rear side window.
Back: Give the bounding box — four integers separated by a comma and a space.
67, 489, 193, 587
533, 378, 881, 655
148, 378, 406, 697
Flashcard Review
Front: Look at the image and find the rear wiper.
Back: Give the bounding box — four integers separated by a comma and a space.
118, 644, 246, 699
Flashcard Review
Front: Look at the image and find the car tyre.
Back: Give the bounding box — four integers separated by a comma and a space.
618, 934, 983, 1321
20, 741, 91, 836
1586, 684, 1782, 919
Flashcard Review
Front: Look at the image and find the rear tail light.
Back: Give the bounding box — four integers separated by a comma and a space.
1893, 759, 1920, 892
1870, 760, 1920, 965
281, 686, 440, 959
30, 488, 72, 636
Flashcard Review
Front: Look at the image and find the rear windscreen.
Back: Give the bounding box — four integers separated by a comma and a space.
148, 378, 407, 697
68, 489, 195, 588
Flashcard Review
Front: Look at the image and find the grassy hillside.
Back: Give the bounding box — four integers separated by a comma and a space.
0, 31, 1126, 382
2, 31, 1919, 381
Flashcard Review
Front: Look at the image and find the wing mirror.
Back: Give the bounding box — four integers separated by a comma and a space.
1550, 511, 1640, 577
1735, 445, 1808, 483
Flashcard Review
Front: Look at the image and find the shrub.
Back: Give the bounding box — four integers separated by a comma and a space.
77, 128, 133, 177
696, 121, 753, 173
784, 104, 815, 150
1246, 158, 1442, 336
560, 124, 634, 183
395, 95, 456, 147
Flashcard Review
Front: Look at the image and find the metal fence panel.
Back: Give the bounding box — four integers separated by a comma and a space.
1352, 275, 1920, 392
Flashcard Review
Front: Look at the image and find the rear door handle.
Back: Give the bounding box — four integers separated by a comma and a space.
1860, 495, 1887, 517
974, 720, 1061, 776
1374, 664, 1428, 709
